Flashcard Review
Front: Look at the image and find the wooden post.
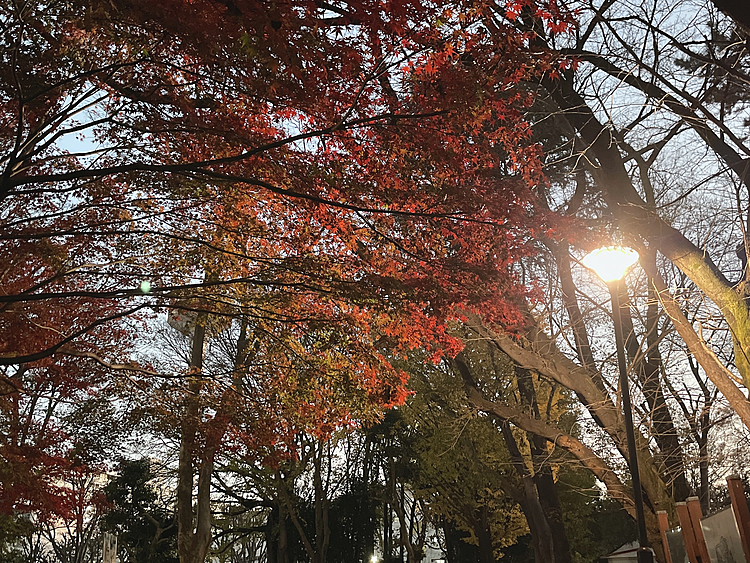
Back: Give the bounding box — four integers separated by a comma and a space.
727, 474, 750, 563
686, 496, 710, 563
676, 502, 700, 563
102, 532, 117, 563
657, 510, 673, 563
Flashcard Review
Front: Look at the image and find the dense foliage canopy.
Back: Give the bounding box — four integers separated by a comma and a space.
5, 0, 750, 562
1, 0, 572, 560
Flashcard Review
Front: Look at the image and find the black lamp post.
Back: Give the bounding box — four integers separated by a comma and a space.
583, 246, 653, 563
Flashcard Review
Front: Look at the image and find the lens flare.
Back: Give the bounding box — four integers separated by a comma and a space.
582, 247, 639, 282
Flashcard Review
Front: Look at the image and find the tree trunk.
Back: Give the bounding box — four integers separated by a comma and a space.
177, 323, 214, 563
442, 519, 478, 563
476, 508, 496, 563
384, 497, 392, 563
515, 367, 574, 563
278, 499, 290, 563
177, 318, 247, 563
389, 457, 419, 563
313, 440, 331, 563
277, 469, 317, 562
266, 503, 278, 563
499, 417, 556, 563
699, 423, 711, 514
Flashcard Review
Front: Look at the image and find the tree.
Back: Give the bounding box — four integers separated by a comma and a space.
42, 469, 108, 563
102, 459, 178, 563
440, 0, 750, 555
19, 1, 750, 560
0, 351, 125, 561
531, 0, 750, 425
405, 388, 529, 563
388, 338, 635, 563
536, 0, 750, 499
1, 0, 562, 365
2, 3, 574, 561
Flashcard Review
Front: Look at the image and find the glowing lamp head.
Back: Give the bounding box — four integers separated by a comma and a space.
582, 246, 639, 282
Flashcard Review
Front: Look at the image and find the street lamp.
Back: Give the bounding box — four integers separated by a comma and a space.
583, 246, 653, 563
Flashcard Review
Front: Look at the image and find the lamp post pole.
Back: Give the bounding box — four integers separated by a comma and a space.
609, 279, 653, 563
583, 246, 653, 563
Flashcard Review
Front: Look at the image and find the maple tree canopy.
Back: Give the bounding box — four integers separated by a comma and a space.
0, 0, 573, 519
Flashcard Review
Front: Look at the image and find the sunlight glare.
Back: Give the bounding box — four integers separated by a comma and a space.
582, 246, 639, 282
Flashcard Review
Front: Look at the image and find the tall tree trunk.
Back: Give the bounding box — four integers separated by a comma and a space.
388, 457, 419, 563
442, 519, 478, 563
476, 507, 496, 563
278, 498, 290, 563
277, 468, 317, 562
515, 367, 573, 563
384, 496, 392, 563
177, 319, 247, 563
499, 418, 555, 563
313, 440, 331, 563
266, 503, 278, 563
177, 324, 214, 563
686, 355, 715, 514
